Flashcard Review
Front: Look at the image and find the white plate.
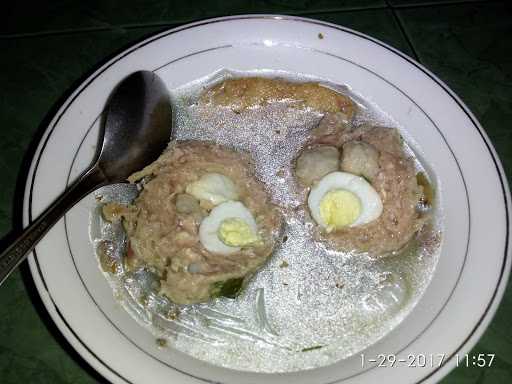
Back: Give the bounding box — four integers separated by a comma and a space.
23, 15, 511, 384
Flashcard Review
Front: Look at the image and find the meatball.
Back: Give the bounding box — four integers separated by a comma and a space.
298, 116, 426, 255
340, 141, 380, 182
106, 142, 282, 304
295, 145, 340, 186
175, 193, 201, 214
200, 77, 356, 117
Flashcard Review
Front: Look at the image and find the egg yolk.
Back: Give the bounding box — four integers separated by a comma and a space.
218, 218, 260, 247
319, 189, 362, 231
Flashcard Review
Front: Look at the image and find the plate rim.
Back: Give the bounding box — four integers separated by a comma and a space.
22, 14, 511, 384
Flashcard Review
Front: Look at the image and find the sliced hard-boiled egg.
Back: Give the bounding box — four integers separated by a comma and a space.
199, 201, 260, 255
308, 171, 383, 232
186, 173, 238, 206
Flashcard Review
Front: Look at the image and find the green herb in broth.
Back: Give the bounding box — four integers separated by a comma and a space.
210, 277, 244, 299
301, 345, 324, 352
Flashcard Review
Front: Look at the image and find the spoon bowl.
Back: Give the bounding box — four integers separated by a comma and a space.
99, 71, 172, 182
0, 70, 172, 285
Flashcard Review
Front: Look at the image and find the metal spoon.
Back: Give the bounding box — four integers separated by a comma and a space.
0, 70, 172, 285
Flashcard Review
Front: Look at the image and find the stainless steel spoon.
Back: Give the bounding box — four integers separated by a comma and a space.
0, 70, 172, 285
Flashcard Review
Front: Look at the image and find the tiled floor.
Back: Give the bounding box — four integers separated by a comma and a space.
0, 1, 510, 383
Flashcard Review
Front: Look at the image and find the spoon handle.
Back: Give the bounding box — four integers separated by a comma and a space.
0, 166, 106, 286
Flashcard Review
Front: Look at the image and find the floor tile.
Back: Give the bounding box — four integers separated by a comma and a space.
397, 1, 512, 179
0, 267, 103, 384
2, 0, 386, 36
398, 2, 512, 383
389, 0, 487, 6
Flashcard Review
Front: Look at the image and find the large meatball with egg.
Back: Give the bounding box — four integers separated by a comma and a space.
106, 141, 281, 304
295, 113, 428, 255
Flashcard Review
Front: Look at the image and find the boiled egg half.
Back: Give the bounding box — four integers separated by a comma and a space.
308, 172, 383, 232
199, 201, 261, 255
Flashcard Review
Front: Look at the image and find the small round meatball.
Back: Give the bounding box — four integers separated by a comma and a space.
175, 193, 200, 214
296, 146, 340, 186
340, 141, 380, 181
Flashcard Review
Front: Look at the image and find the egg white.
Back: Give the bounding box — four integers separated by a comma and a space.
308, 171, 383, 229
199, 201, 258, 255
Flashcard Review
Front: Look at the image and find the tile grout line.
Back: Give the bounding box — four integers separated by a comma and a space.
385, 0, 422, 63
0, 26, 144, 39
390, 0, 501, 9
3, 26, 147, 39
0, 0, 503, 40
0, 6, 390, 39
